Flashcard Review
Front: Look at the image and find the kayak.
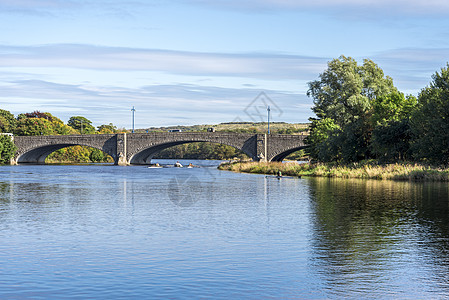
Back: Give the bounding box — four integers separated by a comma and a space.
265, 175, 301, 179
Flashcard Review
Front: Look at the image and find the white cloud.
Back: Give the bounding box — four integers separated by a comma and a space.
182, 0, 449, 16
0, 79, 311, 127
373, 48, 449, 94
0, 44, 327, 80
4, 0, 449, 17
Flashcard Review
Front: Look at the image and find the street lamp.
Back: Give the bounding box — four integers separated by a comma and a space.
131, 106, 136, 133
267, 105, 271, 134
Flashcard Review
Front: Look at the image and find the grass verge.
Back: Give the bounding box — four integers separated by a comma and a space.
218, 161, 449, 181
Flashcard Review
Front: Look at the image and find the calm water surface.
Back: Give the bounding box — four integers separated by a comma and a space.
0, 160, 449, 299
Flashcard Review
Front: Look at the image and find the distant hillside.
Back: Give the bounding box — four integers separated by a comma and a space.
138, 122, 309, 134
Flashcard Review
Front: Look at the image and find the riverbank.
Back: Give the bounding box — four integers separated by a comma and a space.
218, 161, 449, 181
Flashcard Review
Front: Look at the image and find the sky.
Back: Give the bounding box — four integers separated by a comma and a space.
1, 0, 449, 129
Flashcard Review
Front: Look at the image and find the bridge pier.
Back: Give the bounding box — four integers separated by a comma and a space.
115, 133, 128, 166
255, 134, 268, 162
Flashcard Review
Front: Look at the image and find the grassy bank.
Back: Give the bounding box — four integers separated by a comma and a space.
218, 161, 449, 181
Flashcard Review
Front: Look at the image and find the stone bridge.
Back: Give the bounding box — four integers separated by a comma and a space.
11, 132, 308, 165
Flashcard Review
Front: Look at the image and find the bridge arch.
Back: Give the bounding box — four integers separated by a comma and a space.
13, 134, 118, 164
17, 144, 115, 164
128, 140, 253, 164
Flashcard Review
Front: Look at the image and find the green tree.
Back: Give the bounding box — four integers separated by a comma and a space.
0, 135, 16, 164
14, 117, 56, 136
68, 116, 96, 134
307, 56, 398, 162
411, 64, 449, 164
306, 118, 341, 161
308, 56, 396, 127
13, 111, 76, 136
0, 110, 16, 133
0, 109, 16, 132
371, 92, 417, 126
370, 92, 417, 161
98, 123, 117, 134
371, 120, 412, 161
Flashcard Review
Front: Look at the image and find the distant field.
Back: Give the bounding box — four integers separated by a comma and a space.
140, 122, 309, 134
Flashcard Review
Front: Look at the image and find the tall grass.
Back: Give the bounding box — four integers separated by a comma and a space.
218, 161, 449, 181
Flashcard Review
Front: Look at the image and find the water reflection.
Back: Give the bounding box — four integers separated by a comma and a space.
307, 177, 449, 297
1, 165, 449, 298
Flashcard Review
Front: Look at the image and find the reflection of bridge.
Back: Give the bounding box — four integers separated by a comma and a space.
11, 132, 308, 165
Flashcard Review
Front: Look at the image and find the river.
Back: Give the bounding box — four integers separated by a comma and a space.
0, 160, 448, 299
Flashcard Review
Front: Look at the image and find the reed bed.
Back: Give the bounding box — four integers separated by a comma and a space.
218, 161, 449, 181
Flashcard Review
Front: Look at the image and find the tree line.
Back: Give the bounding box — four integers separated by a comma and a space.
306, 56, 449, 165
0, 112, 121, 163
0, 111, 251, 163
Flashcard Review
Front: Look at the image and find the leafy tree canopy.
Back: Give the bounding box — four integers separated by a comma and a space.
0, 109, 16, 133
24, 111, 62, 123
306, 56, 400, 162
98, 123, 118, 134
14, 118, 56, 136
0, 135, 16, 164
68, 116, 96, 134
307, 55, 397, 127
14, 111, 76, 136
371, 92, 417, 126
411, 64, 449, 164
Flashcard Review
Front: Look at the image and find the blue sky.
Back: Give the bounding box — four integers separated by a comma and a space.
1, 0, 449, 128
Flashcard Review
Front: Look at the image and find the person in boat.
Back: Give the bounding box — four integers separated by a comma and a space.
188, 163, 194, 168
277, 170, 282, 177
174, 161, 183, 167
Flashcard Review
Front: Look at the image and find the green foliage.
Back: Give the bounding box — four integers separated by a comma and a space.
307, 55, 396, 126
154, 142, 248, 160
0, 135, 16, 164
14, 118, 57, 136
24, 111, 60, 122
306, 118, 341, 161
98, 123, 118, 134
0, 110, 16, 133
411, 64, 449, 164
371, 92, 417, 126
13, 111, 76, 136
306, 56, 417, 163
285, 149, 307, 160
371, 120, 412, 161
68, 116, 96, 134
46, 146, 113, 163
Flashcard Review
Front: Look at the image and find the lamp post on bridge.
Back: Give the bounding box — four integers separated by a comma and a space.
267, 105, 271, 134
131, 106, 136, 133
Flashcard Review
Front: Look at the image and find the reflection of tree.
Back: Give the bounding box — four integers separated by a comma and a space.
0, 180, 93, 225
307, 178, 449, 297
414, 183, 449, 286
0, 182, 12, 203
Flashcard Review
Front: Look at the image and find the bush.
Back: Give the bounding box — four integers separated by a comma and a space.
0, 135, 16, 165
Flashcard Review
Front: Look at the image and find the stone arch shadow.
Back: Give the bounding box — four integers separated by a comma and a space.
269, 146, 309, 162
